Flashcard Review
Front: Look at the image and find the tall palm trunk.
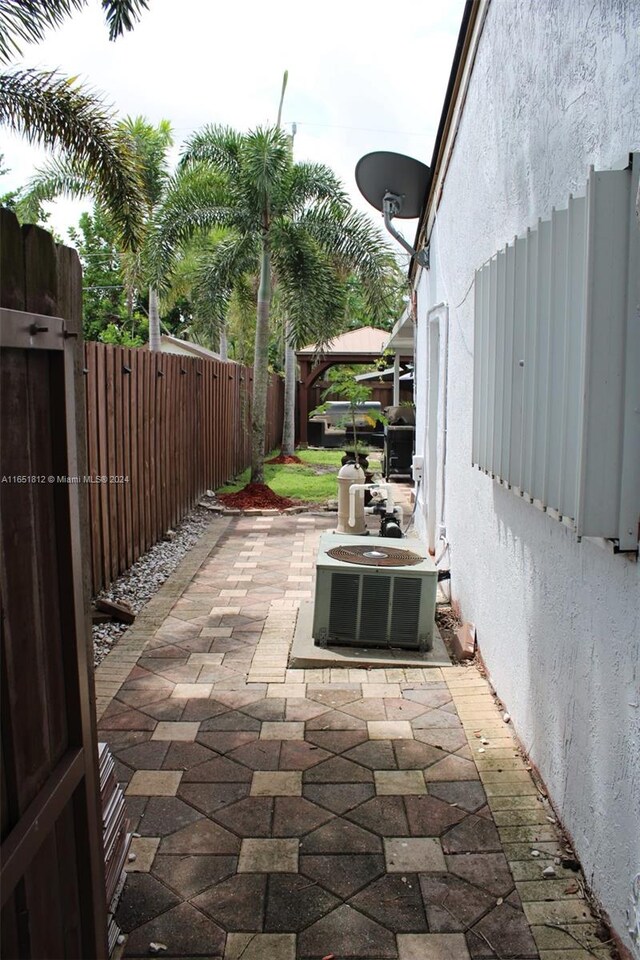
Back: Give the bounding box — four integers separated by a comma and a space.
281, 327, 296, 455
148, 285, 161, 352
251, 242, 272, 483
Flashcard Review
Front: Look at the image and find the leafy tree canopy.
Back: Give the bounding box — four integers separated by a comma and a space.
68, 201, 185, 345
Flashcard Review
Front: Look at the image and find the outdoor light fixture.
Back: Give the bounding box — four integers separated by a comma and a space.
355, 151, 431, 268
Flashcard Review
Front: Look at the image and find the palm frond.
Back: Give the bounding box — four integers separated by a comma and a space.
0, 0, 148, 64
149, 164, 241, 288
101, 0, 148, 40
285, 161, 347, 214
191, 231, 259, 334
298, 202, 396, 324
240, 125, 290, 214
179, 124, 243, 177
0, 68, 144, 247
0, 0, 83, 64
158, 229, 223, 311
271, 220, 346, 348
225, 273, 257, 363
119, 115, 172, 208
23, 153, 94, 204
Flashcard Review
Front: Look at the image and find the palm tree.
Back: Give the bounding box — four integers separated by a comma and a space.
153, 124, 395, 484
160, 228, 237, 358
0, 0, 149, 248
20, 116, 173, 348
274, 70, 298, 459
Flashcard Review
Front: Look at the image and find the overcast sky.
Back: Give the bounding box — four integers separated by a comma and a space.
1, 0, 466, 247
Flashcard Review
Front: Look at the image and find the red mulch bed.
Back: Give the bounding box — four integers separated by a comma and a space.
217, 483, 297, 511
265, 454, 303, 464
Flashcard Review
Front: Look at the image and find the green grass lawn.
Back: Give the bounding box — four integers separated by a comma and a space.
298, 448, 382, 470
296, 449, 343, 467
217, 448, 343, 502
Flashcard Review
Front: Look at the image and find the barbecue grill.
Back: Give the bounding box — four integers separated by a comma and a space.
383, 424, 415, 480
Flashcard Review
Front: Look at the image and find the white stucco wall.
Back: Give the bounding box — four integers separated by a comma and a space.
413, 0, 640, 953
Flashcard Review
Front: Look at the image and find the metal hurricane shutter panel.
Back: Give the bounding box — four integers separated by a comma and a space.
471, 158, 639, 549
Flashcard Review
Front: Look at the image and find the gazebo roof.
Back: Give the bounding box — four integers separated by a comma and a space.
297, 326, 389, 356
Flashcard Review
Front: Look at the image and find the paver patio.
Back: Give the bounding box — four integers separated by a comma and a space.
96, 513, 607, 960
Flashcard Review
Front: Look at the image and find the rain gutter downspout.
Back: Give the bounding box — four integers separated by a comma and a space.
427, 303, 449, 554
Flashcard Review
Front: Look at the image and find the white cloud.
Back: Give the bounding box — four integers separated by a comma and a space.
1, 0, 465, 244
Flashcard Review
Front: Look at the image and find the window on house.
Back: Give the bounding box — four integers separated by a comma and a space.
472, 154, 639, 552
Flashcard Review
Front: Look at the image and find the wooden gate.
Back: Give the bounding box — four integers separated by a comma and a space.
0, 211, 107, 958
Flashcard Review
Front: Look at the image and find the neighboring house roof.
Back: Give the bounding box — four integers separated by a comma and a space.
297, 326, 389, 356
385, 306, 414, 353
355, 366, 414, 382
159, 335, 227, 361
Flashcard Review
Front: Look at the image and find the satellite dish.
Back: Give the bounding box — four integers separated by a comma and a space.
355, 151, 430, 219
355, 150, 431, 268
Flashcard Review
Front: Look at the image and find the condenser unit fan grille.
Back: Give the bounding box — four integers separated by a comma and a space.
360, 576, 391, 642
326, 544, 424, 567
328, 573, 359, 638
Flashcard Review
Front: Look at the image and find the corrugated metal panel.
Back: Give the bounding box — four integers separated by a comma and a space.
472, 157, 639, 549
578, 168, 630, 537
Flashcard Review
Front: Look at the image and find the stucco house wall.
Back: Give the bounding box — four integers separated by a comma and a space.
412, 1, 640, 953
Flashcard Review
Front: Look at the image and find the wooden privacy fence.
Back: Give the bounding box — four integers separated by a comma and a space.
1, 212, 108, 957
84, 343, 284, 594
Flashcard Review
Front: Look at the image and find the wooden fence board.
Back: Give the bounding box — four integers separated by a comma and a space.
85, 344, 101, 594
122, 349, 133, 570
55, 805, 83, 956
114, 348, 125, 575
0, 350, 51, 811
1, 211, 108, 957
133, 346, 142, 560
30, 349, 68, 771
97, 349, 107, 586
148, 352, 157, 550
79, 344, 283, 593
24, 835, 66, 958
106, 347, 118, 584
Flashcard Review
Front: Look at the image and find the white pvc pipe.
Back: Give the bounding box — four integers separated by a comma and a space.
348, 482, 396, 528
426, 303, 449, 555
393, 352, 401, 406
427, 318, 439, 554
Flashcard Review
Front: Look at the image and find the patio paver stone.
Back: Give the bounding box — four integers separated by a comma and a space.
384, 837, 446, 872
98, 512, 601, 959
125, 770, 182, 796
238, 837, 299, 872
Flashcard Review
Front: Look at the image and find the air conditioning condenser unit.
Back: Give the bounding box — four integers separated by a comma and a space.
312, 533, 437, 652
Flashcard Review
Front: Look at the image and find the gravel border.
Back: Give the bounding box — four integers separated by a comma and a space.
92, 504, 215, 667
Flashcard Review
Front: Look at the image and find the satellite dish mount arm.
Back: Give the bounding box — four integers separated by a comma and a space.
382, 192, 430, 269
